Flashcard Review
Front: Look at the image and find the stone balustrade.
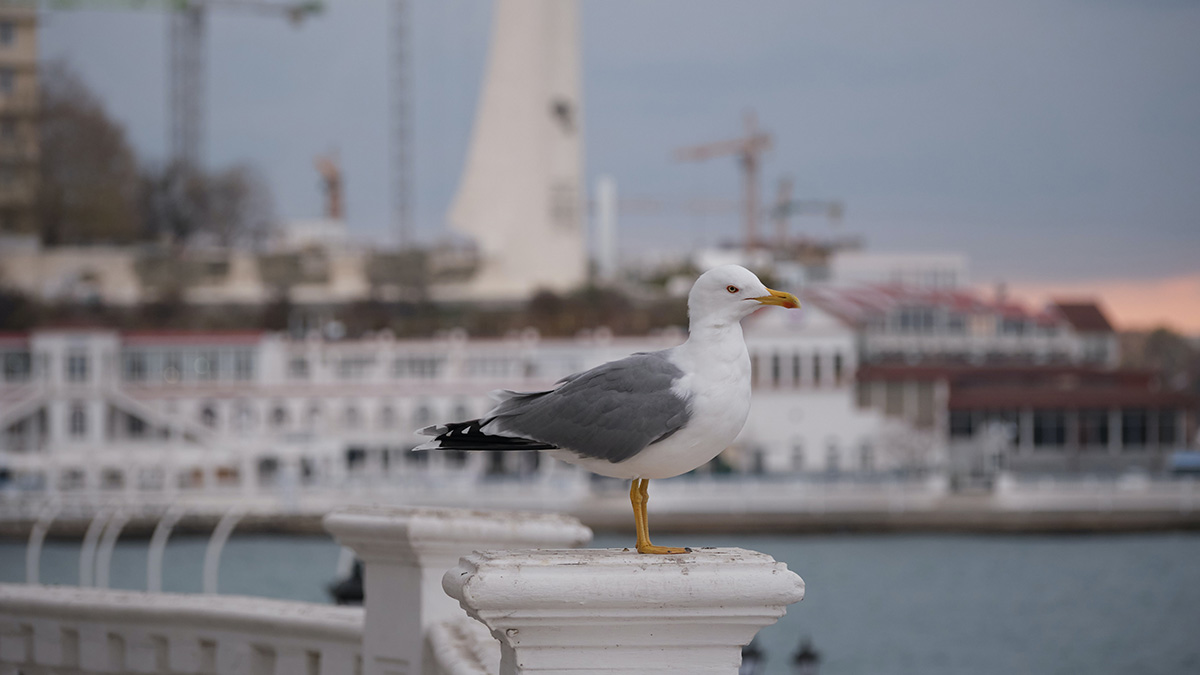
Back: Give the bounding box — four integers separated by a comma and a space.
324, 505, 594, 675
444, 548, 805, 675
0, 506, 807, 675
0, 584, 362, 674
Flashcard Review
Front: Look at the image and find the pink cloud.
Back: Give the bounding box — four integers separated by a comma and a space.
998, 274, 1200, 335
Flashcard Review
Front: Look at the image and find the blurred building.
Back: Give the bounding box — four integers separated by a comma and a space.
0, 5, 37, 236
807, 283, 1119, 367
6, 279, 1186, 502
0, 327, 679, 494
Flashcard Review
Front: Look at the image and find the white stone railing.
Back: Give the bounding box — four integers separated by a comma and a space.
324, 506, 593, 675
444, 548, 805, 675
0, 584, 363, 674
1, 505, 807, 675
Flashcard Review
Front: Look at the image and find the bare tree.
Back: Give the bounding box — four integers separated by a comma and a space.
36, 62, 141, 245
139, 161, 274, 250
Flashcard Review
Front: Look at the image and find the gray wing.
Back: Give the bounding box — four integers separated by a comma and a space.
485, 351, 692, 463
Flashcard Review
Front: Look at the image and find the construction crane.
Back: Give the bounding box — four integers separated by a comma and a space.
675, 111, 772, 249
389, 0, 412, 249
771, 176, 843, 247
167, 1, 322, 172
30, 0, 322, 172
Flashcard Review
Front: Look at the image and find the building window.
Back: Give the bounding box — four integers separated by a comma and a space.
771, 353, 781, 387
833, 353, 844, 384
69, 404, 87, 437
792, 353, 801, 386
66, 352, 89, 382
825, 441, 840, 474
234, 352, 254, 380
271, 406, 289, 428
163, 353, 182, 382
123, 353, 147, 382
1033, 410, 1066, 448
950, 410, 974, 438
195, 352, 218, 380
1121, 409, 1148, 448
338, 356, 374, 379
0, 22, 14, 47
855, 381, 871, 408
884, 381, 904, 417
0, 118, 15, 142
1000, 318, 1027, 336
288, 357, 309, 379
394, 357, 442, 379
2, 352, 30, 382
811, 353, 822, 386
898, 307, 935, 333
379, 405, 396, 429
1159, 409, 1178, 446
859, 443, 874, 472
414, 404, 432, 427
945, 313, 966, 333
791, 440, 804, 472
127, 414, 147, 438
1078, 409, 1109, 448
0, 68, 13, 95
343, 405, 360, 428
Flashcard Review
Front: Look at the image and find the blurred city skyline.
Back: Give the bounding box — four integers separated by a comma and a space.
36, 0, 1200, 331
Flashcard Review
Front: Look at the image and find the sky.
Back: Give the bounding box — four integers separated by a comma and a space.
36, 0, 1200, 331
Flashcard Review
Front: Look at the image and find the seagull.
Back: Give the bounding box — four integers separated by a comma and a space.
416, 265, 800, 554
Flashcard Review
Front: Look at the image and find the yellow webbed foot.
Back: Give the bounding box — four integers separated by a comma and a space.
635, 543, 692, 555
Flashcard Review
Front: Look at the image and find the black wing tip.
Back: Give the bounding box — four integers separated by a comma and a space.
414, 418, 558, 452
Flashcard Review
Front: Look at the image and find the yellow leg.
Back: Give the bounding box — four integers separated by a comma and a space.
631, 478, 690, 555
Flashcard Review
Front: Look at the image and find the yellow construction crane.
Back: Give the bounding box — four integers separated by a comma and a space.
675, 111, 772, 250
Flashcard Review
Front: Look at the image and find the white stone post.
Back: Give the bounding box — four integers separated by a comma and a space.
443, 548, 805, 675
324, 506, 592, 675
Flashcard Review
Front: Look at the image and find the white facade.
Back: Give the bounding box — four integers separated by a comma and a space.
1, 303, 909, 505
737, 302, 897, 474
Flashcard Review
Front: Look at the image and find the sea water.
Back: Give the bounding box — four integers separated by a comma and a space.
2, 532, 1198, 675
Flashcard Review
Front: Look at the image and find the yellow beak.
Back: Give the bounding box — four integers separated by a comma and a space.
753, 288, 800, 309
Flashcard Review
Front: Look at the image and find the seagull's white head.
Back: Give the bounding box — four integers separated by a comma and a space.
687, 265, 800, 328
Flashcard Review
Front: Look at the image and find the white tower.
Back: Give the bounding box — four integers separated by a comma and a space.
446, 0, 587, 300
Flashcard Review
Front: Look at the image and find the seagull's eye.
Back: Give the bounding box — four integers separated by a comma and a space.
726, 285, 739, 294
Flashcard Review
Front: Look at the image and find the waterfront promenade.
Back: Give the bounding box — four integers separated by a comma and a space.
2, 472, 1197, 539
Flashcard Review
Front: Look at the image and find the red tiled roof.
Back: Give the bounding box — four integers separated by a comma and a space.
804, 283, 1064, 327
1052, 301, 1114, 333
0, 332, 29, 347
121, 330, 264, 346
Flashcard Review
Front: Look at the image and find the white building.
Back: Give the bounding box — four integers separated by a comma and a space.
0, 301, 905, 504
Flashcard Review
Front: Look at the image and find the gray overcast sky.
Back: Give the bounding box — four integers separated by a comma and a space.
38, 0, 1200, 285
